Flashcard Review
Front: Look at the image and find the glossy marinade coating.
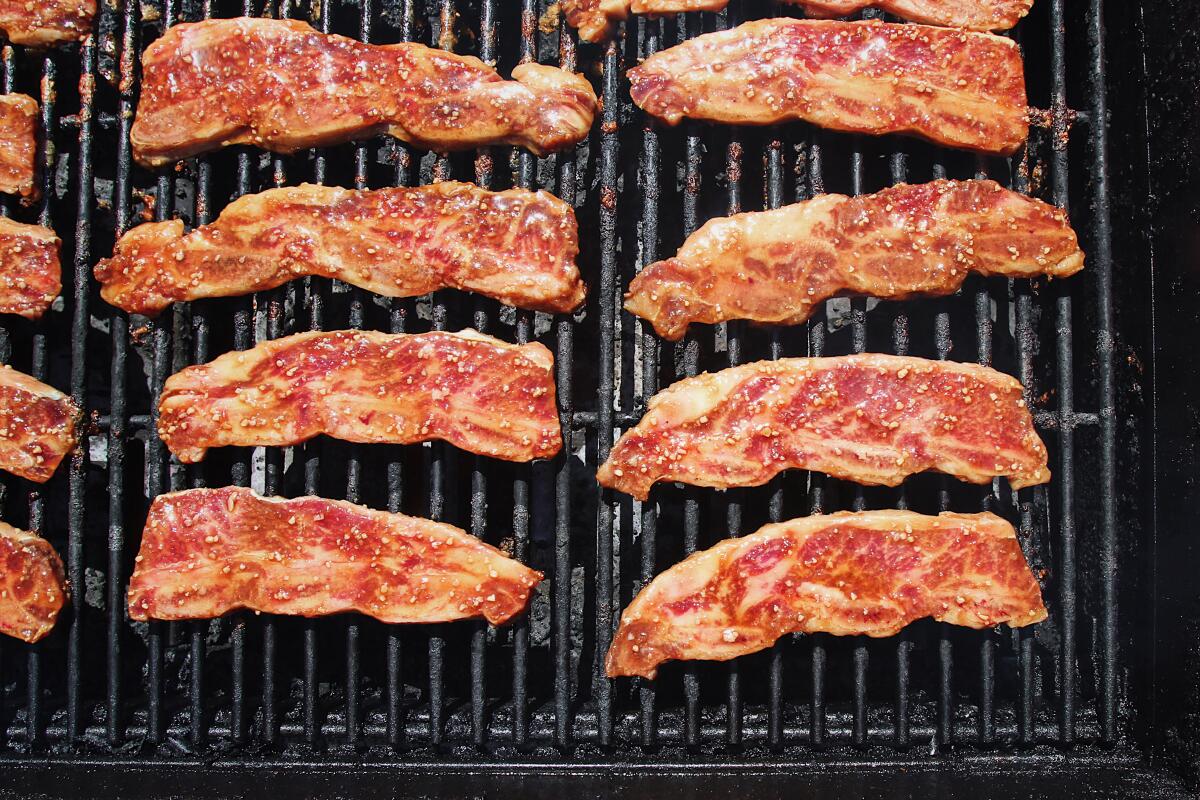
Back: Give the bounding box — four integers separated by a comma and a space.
0, 364, 80, 483
159, 329, 562, 464
128, 487, 542, 625
96, 181, 585, 316
626, 180, 1082, 340
562, 0, 647, 43
607, 510, 1046, 678
597, 353, 1049, 499
131, 18, 598, 167
0, 522, 67, 643
0, 94, 38, 197
0, 0, 94, 46
796, 0, 1032, 30
629, 19, 1028, 155
565, 0, 1032, 43
0, 216, 61, 320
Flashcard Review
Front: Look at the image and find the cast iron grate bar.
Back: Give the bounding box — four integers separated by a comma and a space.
22, 47, 50, 750
1048, 0, 1077, 746
385, 0, 417, 753
551, 16, 582, 754
468, 0, 495, 748
0, 46, 13, 753
848, 140, 870, 749
105, 0, 138, 745
552, 16, 578, 744
65, 29, 97, 747
594, 31, 620, 749
3, 713, 1107, 747
509, 0, 538, 752
1085, 0, 1119, 746
764, 132, 786, 752
888, 149, 912, 751
972, 147, 997, 747
718, 3, 745, 750
806, 135, 827, 750
1010, 106, 1041, 749
343, 0, 375, 752
635, 13, 661, 751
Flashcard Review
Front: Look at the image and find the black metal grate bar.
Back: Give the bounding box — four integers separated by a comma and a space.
468, 0, 493, 742
635, 14, 661, 750
972, 152, 997, 748
551, 50, 576, 745
385, 0, 417, 753
144, 0, 177, 747
1011, 134, 1040, 750
594, 32, 620, 749
25, 51, 47, 750
65, 30, 96, 747
552, 17, 579, 753
1085, 0, 1118, 746
764, 130, 786, 753
1, 44, 13, 750
677, 10, 703, 752
806, 135, 827, 750
105, 0, 138, 745
719, 1, 744, 748
848, 140, 869, 750
1048, 0, 1077, 746
887, 149, 912, 751
343, 0, 374, 753
2, 714, 1109, 746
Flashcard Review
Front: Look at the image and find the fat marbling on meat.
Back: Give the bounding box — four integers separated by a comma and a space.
795, 0, 1032, 29
565, 0, 1032, 43
0, 0, 94, 46
607, 510, 1046, 678
131, 18, 598, 167
96, 181, 584, 316
0, 522, 67, 643
597, 353, 1049, 499
0, 216, 60, 320
629, 19, 1028, 155
0, 94, 37, 197
158, 329, 562, 464
0, 364, 80, 483
128, 487, 542, 625
626, 180, 1082, 340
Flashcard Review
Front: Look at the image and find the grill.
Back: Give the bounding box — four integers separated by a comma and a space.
0, 0, 1193, 795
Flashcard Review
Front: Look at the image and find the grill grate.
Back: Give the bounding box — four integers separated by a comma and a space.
0, 0, 1122, 766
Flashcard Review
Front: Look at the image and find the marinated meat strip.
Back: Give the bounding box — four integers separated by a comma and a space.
0, 94, 37, 197
0, 522, 67, 643
0, 364, 80, 483
597, 353, 1048, 499
96, 181, 585, 316
629, 19, 1028, 156
565, 0, 1032, 43
132, 18, 598, 167
562, 0, 641, 43
794, 0, 1033, 29
159, 329, 562, 464
128, 487, 542, 625
0, 0, 95, 46
627, 180, 1082, 340
0, 216, 60, 319
607, 510, 1046, 678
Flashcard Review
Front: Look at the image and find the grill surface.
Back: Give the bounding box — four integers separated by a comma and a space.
0, 0, 1180, 790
